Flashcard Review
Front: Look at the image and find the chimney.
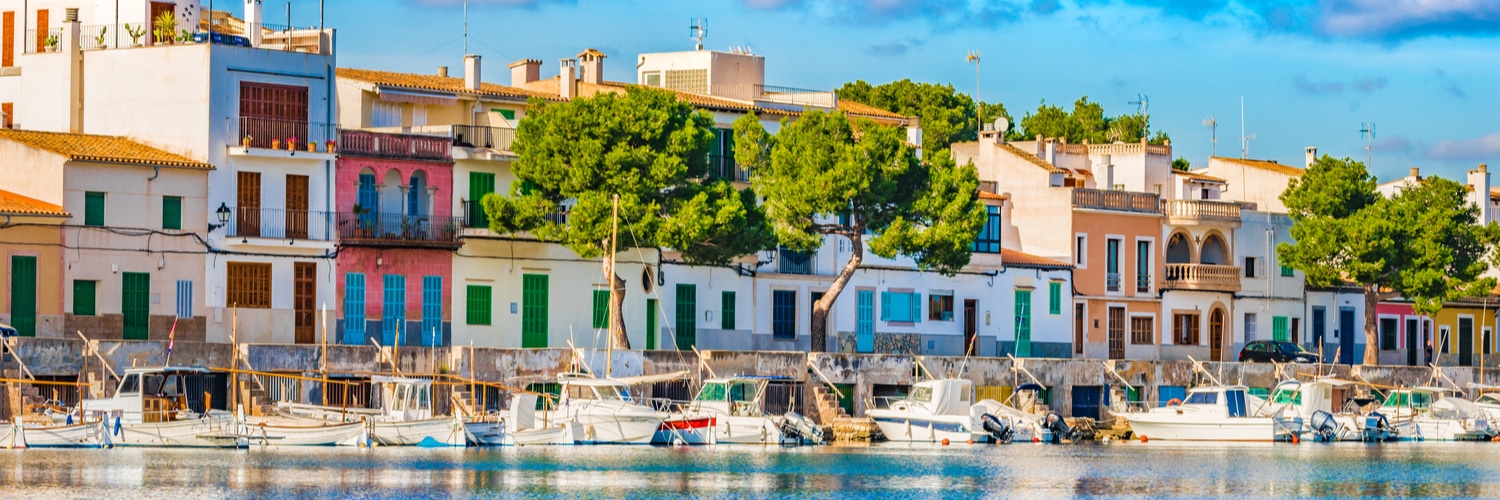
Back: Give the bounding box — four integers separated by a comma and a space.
63, 8, 82, 133
508, 59, 541, 87
559, 59, 577, 100
437, 66, 449, 78
244, 0, 264, 47
577, 49, 606, 85
1305, 146, 1317, 168
1470, 163, 1492, 224
1410, 167, 1420, 179
463, 55, 482, 91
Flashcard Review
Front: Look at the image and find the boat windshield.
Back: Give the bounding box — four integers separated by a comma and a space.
1270, 388, 1302, 405
594, 385, 630, 402
696, 383, 726, 401
729, 381, 756, 403
1383, 391, 1433, 410
1478, 393, 1500, 405
1184, 391, 1218, 405
909, 386, 933, 403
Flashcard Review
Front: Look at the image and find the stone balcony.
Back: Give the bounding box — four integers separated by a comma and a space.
1162, 263, 1241, 292
1162, 199, 1243, 227
1072, 188, 1161, 215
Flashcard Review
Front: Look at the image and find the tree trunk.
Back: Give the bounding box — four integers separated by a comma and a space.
605, 258, 631, 350
811, 235, 863, 353
1363, 291, 1379, 365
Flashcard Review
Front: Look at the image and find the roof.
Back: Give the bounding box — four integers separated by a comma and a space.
837, 100, 908, 120
0, 130, 213, 170
1210, 156, 1304, 177
1489, 187, 1500, 201
998, 143, 1066, 174
337, 67, 565, 102
1175, 169, 1227, 183
0, 189, 69, 217
576, 48, 607, 59
1002, 249, 1071, 269
978, 191, 1009, 201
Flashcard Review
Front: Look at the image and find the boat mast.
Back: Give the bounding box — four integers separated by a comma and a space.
607, 193, 620, 378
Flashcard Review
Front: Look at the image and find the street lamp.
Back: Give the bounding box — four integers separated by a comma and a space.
209, 202, 231, 232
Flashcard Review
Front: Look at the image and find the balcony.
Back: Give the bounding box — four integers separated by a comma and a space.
709, 155, 750, 183
1162, 199, 1243, 226
339, 130, 452, 161
778, 248, 814, 275
1136, 274, 1151, 293
239, 117, 338, 150
1072, 188, 1161, 215
42, 21, 331, 55
452, 125, 516, 152
336, 212, 463, 249
1162, 264, 1242, 292
460, 201, 567, 231
1106, 272, 1121, 293
226, 207, 333, 241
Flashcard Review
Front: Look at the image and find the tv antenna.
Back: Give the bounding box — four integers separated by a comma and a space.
1203, 115, 1218, 157
463, 0, 469, 55
690, 18, 707, 50
1128, 94, 1150, 138
967, 50, 982, 133
1240, 97, 1255, 158
1360, 122, 1377, 169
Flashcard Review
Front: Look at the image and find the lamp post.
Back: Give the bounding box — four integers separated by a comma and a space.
209, 202, 231, 232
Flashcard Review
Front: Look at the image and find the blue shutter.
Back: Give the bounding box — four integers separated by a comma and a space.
421, 276, 442, 347
856, 290, 874, 353
175, 280, 193, 318
382, 275, 406, 346
911, 293, 922, 323
344, 273, 365, 345
880, 292, 891, 321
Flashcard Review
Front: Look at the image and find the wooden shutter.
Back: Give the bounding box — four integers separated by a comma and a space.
285, 174, 308, 239
33, 9, 46, 53
73, 280, 96, 316
294, 262, 315, 344
721, 291, 735, 330
465, 285, 491, 326
84, 192, 104, 226
381, 274, 405, 346
911, 293, 922, 323
121, 272, 150, 340
1, 103, 11, 128
344, 273, 366, 344
226, 262, 272, 308
2, 12, 13, 67
162, 196, 182, 230
592, 289, 609, 329
675, 284, 696, 350
237, 172, 260, 237
468, 172, 495, 227
645, 299, 658, 350
175, 280, 192, 318
239, 81, 309, 147
521, 274, 549, 348
10, 255, 36, 336
421, 276, 442, 346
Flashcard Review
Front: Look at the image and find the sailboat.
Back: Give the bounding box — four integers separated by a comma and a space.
79, 366, 244, 448
277, 376, 466, 446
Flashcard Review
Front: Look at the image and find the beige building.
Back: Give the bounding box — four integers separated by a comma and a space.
0, 188, 69, 337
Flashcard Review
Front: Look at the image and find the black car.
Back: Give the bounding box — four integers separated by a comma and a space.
1239, 340, 1319, 363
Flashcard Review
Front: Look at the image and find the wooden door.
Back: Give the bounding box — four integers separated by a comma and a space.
1108, 307, 1125, 360
1074, 303, 1085, 355
149, 2, 173, 45
33, 9, 46, 53
3, 11, 14, 67
1210, 308, 1225, 361
963, 299, 977, 356
122, 273, 151, 340
237, 172, 261, 237
9, 255, 35, 336
285, 174, 309, 239
293, 262, 316, 344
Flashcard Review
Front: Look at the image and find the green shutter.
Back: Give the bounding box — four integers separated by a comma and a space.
84, 192, 105, 226
10, 256, 37, 336
645, 299, 659, 350
721, 291, 735, 330
1272, 316, 1289, 342
495, 109, 516, 120
73, 280, 96, 316
465, 285, 491, 325
1048, 281, 1062, 315
1280, 265, 1295, 277
468, 172, 496, 228
592, 289, 610, 329
675, 284, 696, 350
162, 196, 182, 230
1015, 289, 1032, 357
122, 272, 150, 340
521, 274, 548, 348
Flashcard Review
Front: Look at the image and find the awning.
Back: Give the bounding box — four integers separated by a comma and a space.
613, 370, 691, 387
378, 88, 458, 106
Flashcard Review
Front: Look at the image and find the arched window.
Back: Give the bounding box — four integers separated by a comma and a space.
1201, 234, 1229, 266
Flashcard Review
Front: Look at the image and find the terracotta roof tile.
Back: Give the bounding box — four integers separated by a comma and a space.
1211, 156, 1304, 177
0, 130, 213, 170
978, 191, 1009, 201
837, 100, 909, 120
0, 189, 68, 217
337, 67, 565, 101
998, 143, 1066, 174
1175, 170, 1228, 183
1002, 249, 1071, 269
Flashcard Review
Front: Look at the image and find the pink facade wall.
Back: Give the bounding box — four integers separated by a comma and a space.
335, 157, 455, 217
1374, 301, 1428, 352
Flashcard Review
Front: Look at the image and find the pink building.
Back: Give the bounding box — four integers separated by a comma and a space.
1373, 301, 1432, 367
334, 131, 462, 346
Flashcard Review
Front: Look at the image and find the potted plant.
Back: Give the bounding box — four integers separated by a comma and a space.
93, 27, 108, 49
285, 137, 298, 151
270, 138, 280, 149
241, 135, 253, 147
125, 24, 145, 47
351, 204, 372, 237
44, 35, 59, 52
325, 140, 337, 154
307, 141, 318, 153
177, 29, 194, 44
152, 11, 178, 46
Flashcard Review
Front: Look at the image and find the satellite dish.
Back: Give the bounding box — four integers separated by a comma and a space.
993, 117, 1009, 134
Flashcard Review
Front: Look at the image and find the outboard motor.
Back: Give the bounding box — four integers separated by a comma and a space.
1308, 410, 1340, 442
1362, 412, 1392, 442
980, 414, 1013, 444
778, 411, 824, 445
1044, 412, 1073, 444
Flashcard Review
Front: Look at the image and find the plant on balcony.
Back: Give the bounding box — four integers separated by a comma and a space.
1279, 155, 1498, 365
152, 11, 178, 45
176, 29, 194, 44
93, 27, 107, 49
735, 111, 987, 353
307, 141, 318, 153
44, 35, 59, 52
285, 137, 298, 151
270, 138, 280, 149
484, 87, 776, 349
325, 140, 337, 154
241, 135, 253, 147
125, 24, 145, 47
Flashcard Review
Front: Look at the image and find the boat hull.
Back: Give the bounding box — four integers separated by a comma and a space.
1123, 414, 1289, 442
370, 417, 466, 447
563, 414, 661, 444
711, 415, 784, 445
23, 420, 111, 448
654, 416, 716, 445
114, 417, 247, 448
244, 420, 369, 447
870, 414, 975, 443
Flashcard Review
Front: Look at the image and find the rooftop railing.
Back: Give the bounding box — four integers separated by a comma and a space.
33, 21, 331, 55
339, 130, 452, 161
1072, 188, 1161, 214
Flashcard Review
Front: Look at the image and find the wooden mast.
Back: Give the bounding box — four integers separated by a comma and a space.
606, 193, 620, 378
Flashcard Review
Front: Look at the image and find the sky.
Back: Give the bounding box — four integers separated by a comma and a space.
276, 0, 1499, 182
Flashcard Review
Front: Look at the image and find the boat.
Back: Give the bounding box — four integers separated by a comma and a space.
18, 418, 113, 448
273, 376, 465, 446
1259, 378, 1377, 442
1377, 387, 1493, 441
1119, 385, 1301, 442
483, 393, 574, 446
869, 378, 1049, 444
240, 416, 369, 447
79, 366, 245, 448
545, 373, 668, 445
685, 376, 810, 445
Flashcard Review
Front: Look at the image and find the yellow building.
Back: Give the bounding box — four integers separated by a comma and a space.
0, 189, 70, 337
1430, 298, 1500, 367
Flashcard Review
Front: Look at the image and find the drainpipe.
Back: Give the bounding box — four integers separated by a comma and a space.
325, 29, 337, 246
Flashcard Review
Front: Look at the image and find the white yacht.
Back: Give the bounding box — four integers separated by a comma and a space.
1121, 385, 1299, 442
869, 378, 1046, 444
544, 374, 670, 445
79, 366, 244, 447
467, 393, 574, 446
1377, 387, 1493, 441
685, 376, 812, 445
1259, 379, 1371, 442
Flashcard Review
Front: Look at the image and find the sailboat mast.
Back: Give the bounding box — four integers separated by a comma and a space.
607, 194, 620, 377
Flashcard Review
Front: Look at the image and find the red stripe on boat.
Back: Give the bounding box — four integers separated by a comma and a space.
659, 417, 715, 430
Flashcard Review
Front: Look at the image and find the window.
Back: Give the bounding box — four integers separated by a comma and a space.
1486, 327, 1494, 355
239, 81, 310, 148
2, 12, 12, 68
468, 172, 495, 228
643, 72, 662, 87
778, 247, 812, 275
1014, 290, 1032, 357
1281, 265, 1295, 277
175, 280, 193, 318
721, 291, 736, 330
121, 272, 149, 341
1174, 313, 1200, 345
1075, 235, 1087, 267
664, 69, 708, 94
372, 101, 401, 128
1132, 316, 1154, 345
880, 291, 922, 323
1380, 317, 1399, 350
1440, 326, 1451, 353
928, 292, 954, 321
162, 196, 182, 230
345, 274, 367, 344
522, 275, 549, 348
1136, 240, 1151, 293
1244, 313, 1259, 342
1272, 316, 1289, 342
1106, 238, 1121, 292
84, 192, 105, 226
226, 262, 272, 308
773, 290, 796, 339
1201, 187, 1210, 199
675, 284, 696, 349
592, 289, 610, 329
466, 285, 491, 325
973, 206, 1001, 253
382, 275, 406, 346
237, 172, 261, 237
1048, 282, 1062, 315
856, 290, 875, 352
1244, 257, 1259, 278
73, 280, 96, 316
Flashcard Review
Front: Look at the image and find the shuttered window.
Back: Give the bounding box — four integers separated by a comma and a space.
1273, 316, 1289, 342
645, 299, 658, 350
382, 275, 406, 346
344, 273, 366, 345
121, 272, 150, 340
1049, 281, 1062, 315
73, 280, 96, 316
521, 275, 549, 348
466, 285, 491, 326
10, 256, 34, 336
2, 12, 14, 68
421, 276, 442, 346
856, 290, 874, 353
879, 292, 921, 322
675, 284, 696, 350
592, 289, 610, 329
237, 172, 261, 237
772, 290, 796, 339
175, 280, 192, 318
468, 172, 495, 228
1015, 290, 1033, 357
721, 291, 736, 330
84, 192, 105, 226
162, 196, 182, 230
239, 82, 309, 148
226, 262, 272, 309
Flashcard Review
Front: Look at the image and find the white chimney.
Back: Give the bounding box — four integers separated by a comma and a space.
577, 49, 606, 85
1469, 164, 1491, 223
437, 66, 448, 78
559, 59, 577, 99
1305, 146, 1317, 168
63, 8, 82, 133
245, 1, 264, 47
508, 59, 541, 87
464, 55, 482, 91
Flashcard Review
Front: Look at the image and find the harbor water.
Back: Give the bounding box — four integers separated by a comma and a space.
3, 442, 1499, 498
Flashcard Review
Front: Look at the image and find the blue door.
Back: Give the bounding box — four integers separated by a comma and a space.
856, 290, 874, 353
344, 273, 366, 345
383, 275, 406, 346
1339, 308, 1356, 364
1311, 307, 1327, 361
421, 276, 442, 347
1071, 386, 1103, 420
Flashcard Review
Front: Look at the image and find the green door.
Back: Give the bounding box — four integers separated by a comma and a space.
645, 298, 658, 350
122, 272, 151, 340
1014, 289, 1032, 357
9, 256, 36, 336
675, 284, 696, 350
521, 274, 548, 348
468, 172, 495, 228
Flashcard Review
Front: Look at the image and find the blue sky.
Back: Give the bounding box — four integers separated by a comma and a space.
285, 0, 1499, 182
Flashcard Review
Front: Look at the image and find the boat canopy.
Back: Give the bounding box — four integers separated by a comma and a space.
371, 375, 433, 386
911, 379, 972, 415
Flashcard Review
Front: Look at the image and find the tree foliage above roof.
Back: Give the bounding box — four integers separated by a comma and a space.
835, 79, 1010, 154
1015, 97, 1169, 145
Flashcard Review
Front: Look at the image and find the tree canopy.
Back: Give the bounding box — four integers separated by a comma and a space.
1278, 155, 1496, 364
484, 87, 775, 348
835, 79, 1010, 154
1014, 97, 1168, 145
735, 110, 987, 352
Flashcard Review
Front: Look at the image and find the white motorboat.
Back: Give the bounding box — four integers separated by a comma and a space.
241, 416, 369, 447
545, 374, 667, 445
1121, 385, 1300, 442
686, 376, 803, 445
487, 393, 574, 446
1377, 387, 1493, 441
1259, 379, 1372, 442
80, 366, 244, 448
20, 418, 112, 448
869, 378, 1048, 444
